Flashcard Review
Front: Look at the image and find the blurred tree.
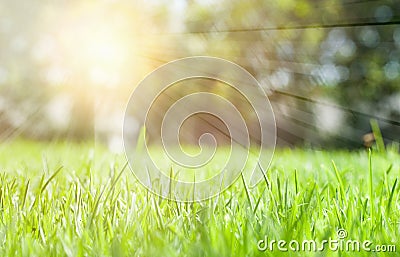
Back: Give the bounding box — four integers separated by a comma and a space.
1, 0, 399, 148
175, 0, 400, 147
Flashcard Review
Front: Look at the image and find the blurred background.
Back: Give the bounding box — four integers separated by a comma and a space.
0, 0, 399, 151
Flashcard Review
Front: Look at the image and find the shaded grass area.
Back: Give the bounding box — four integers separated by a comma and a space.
0, 140, 399, 256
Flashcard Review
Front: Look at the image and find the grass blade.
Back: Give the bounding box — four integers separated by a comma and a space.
21, 179, 30, 209
331, 161, 346, 204
368, 148, 374, 226
370, 119, 385, 152
241, 172, 253, 210
41, 166, 63, 193
386, 178, 397, 214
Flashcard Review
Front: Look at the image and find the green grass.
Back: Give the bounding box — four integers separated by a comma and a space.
0, 140, 399, 256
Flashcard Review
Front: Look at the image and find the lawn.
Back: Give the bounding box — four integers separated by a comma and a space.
0, 140, 399, 256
